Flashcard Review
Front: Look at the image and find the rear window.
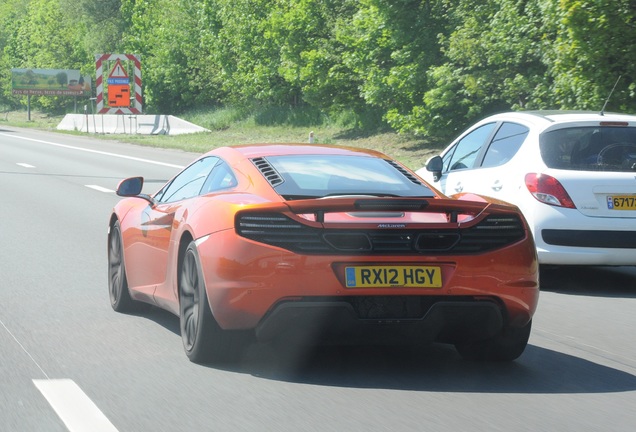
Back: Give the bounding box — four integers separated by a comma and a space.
540, 127, 636, 172
257, 155, 435, 199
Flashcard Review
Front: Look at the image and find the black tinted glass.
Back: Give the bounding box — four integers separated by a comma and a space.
260, 155, 435, 198
541, 127, 636, 172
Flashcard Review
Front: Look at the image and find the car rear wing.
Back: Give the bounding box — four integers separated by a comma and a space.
237, 196, 512, 226
234, 197, 529, 255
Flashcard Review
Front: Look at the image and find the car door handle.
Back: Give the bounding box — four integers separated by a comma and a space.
454, 182, 463, 193
491, 180, 502, 191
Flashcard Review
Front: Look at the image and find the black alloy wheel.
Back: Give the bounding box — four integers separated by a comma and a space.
179, 241, 238, 364
108, 220, 139, 312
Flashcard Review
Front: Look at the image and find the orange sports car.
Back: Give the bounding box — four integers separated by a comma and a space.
108, 144, 539, 363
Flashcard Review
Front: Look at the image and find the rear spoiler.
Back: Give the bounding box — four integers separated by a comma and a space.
235, 196, 513, 226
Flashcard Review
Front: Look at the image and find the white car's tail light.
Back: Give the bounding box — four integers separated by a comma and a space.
525, 173, 576, 209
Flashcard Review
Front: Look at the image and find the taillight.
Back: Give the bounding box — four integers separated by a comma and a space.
525, 173, 576, 209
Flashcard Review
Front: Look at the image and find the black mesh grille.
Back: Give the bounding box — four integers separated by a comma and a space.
236, 214, 328, 252
454, 215, 526, 252
236, 213, 525, 255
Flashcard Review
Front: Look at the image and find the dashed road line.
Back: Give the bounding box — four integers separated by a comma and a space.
34, 379, 119, 432
86, 184, 115, 193
1, 318, 119, 431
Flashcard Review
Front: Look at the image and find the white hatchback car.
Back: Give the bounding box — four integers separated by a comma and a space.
416, 111, 636, 266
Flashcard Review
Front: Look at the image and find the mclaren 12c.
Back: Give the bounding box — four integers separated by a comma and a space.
108, 144, 539, 363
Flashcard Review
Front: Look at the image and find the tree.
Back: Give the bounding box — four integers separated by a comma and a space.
547, 0, 636, 112
0, 0, 30, 107
263, 0, 366, 116
61, 0, 126, 55
416, 0, 552, 138
206, 0, 291, 106
2, 0, 91, 110
2, 0, 636, 135
56, 71, 68, 88
337, 0, 451, 132
121, 0, 226, 112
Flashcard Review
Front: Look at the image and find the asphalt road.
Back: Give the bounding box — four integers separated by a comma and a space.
1, 127, 635, 432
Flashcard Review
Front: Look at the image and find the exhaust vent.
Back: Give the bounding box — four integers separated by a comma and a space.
252, 157, 284, 186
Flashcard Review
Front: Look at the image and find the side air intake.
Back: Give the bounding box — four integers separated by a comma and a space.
252, 157, 284, 186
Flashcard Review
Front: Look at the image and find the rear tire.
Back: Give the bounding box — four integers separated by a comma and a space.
455, 320, 532, 362
108, 221, 141, 312
179, 242, 242, 364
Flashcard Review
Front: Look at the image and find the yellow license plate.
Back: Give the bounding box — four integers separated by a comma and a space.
608, 195, 636, 210
345, 266, 442, 288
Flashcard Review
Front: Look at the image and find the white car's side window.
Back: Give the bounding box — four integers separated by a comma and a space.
444, 123, 497, 172
481, 122, 529, 168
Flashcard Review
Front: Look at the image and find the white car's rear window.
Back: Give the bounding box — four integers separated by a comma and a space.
540, 127, 636, 172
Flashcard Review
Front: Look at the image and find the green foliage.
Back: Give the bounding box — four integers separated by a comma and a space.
69, 0, 125, 55
265, 0, 360, 108
340, 0, 449, 131
2, 0, 636, 136
415, 0, 553, 137
207, 0, 292, 105
180, 106, 253, 131
121, 0, 224, 112
0, 0, 28, 107
1, 0, 91, 111
548, 0, 636, 111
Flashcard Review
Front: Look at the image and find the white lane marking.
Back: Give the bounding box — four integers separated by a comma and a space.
17, 162, 36, 168
2, 319, 118, 431
0, 132, 185, 169
86, 185, 115, 193
33, 379, 119, 432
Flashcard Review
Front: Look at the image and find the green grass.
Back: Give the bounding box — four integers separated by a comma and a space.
0, 107, 445, 169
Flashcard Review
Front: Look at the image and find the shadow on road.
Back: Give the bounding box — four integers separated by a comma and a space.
137, 265, 636, 394
540, 265, 636, 297
142, 307, 636, 394
211, 339, 636, 394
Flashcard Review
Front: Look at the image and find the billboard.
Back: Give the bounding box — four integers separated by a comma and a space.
11, 68, 92, 96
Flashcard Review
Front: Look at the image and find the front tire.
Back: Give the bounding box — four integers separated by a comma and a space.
455, 320, 532, 362
179, 242, 240, 364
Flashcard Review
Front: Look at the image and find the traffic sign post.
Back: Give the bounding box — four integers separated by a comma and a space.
95, 54, 142, 114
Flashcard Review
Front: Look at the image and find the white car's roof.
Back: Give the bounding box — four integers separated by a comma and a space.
482, 111, 636, 131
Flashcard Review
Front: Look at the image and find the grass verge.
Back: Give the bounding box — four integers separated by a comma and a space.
0, 108, 445, 170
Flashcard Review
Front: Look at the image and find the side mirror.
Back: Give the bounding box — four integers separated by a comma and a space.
116, 177, 144, 197
426, 156, 443, 182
